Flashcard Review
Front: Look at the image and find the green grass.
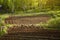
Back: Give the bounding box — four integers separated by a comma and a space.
0, 10, 60, 17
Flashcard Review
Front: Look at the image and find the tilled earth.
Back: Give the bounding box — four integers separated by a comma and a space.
0, 25, 60, 40
5, 15, 51, 24
0, 15, 60, 40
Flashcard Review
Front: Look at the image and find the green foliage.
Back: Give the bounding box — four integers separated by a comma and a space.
46, 0, 60, 10
0, 22, 5, 36
47, 17, 60, 30
0, 17, 7, 36
39, 17, 60, 30
0, 0, 60, 13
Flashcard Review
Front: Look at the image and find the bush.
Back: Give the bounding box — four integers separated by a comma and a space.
47, 17, 60, 30
47, 11, 60, 18
0, 22, 6, 36
0, 17, 7, 36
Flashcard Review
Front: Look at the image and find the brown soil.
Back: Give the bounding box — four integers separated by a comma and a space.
0, 25, 60, 40
5, 15, 51, 24
0, 15, 60, 40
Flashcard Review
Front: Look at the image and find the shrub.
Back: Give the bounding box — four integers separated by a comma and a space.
47, 17, 60, 30
0, 17, 7, 36
0, 22, 6, 36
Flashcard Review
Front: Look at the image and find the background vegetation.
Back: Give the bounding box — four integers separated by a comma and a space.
0, 0, 60, 13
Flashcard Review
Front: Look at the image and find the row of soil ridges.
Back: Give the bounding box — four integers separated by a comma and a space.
0, 15, 60, 40
5, 15, 51, 24
0, 25, 60, 40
